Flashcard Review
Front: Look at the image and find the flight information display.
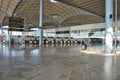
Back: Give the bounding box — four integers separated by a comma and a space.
9, 17, 24, 31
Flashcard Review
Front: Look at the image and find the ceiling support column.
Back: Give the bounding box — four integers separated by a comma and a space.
39, 0, 44, 46
8, 30, 12, 45
8, 18, 12, 45
105, 0, 113, 53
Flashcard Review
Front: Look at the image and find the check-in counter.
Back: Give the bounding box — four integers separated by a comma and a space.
64, 41, 66, 44
29, 40, 33, 44
67, 40, 70, 44
33, 40, 37, 44
55, 37, 62, 44
46, 37, 55, 44
60, 40, 63, 44
74, 40, 77, 44
46, 40, 49, 44
51, 40, 54, 44
71, 41, 73, 44
63, 37, 69, 44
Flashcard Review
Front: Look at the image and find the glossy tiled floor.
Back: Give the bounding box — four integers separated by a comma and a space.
0, 43, 120, 80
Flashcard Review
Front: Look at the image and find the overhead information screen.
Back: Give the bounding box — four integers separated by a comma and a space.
9, 17, 24, 31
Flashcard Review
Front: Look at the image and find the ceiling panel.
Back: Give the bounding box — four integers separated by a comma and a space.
0, 0, 21, 24
1, 0, 120, 30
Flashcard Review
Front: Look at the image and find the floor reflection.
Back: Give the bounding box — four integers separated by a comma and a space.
103, 56, 117, 80
0, 43, 120, 80
0, 44, 40, 57
104, 56, 113, 80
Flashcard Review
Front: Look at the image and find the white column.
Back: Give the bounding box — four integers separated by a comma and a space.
8, 31, 12, 45
105, 0, 113, 53
39, 0, 44, 46
114, 0, 118, 53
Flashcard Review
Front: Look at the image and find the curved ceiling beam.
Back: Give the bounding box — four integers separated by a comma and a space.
1, 0, 22, 24
0, 0, 3, 10
13, 12, 59, 25
16, 0, 38, 14
12, 0, 23, 17
60, 13, 95, 25
10, 11, 60, 27
5, 0, 11, 13
58, 1, 104, 18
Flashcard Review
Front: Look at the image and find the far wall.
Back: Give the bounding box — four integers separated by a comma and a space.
21, 20, 120, 38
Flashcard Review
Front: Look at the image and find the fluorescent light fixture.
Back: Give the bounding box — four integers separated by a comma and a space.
50, 0, 58, 3
30, 28, 39, 31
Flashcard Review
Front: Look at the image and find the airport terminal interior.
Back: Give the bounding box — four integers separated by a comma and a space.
1, 0, 120, 80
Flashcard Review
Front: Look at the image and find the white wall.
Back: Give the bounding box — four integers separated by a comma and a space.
16, 20, 120, 38
71, 23, 105, 30
43, 29, 56, 37
70, 21, 120, 30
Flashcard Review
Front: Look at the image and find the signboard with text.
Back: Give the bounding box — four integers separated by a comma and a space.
9, 17, 24, 31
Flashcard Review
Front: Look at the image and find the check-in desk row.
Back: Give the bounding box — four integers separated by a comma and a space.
24, 40, 77, 44
42, 39, 78, 44
25, 40, 39, 44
